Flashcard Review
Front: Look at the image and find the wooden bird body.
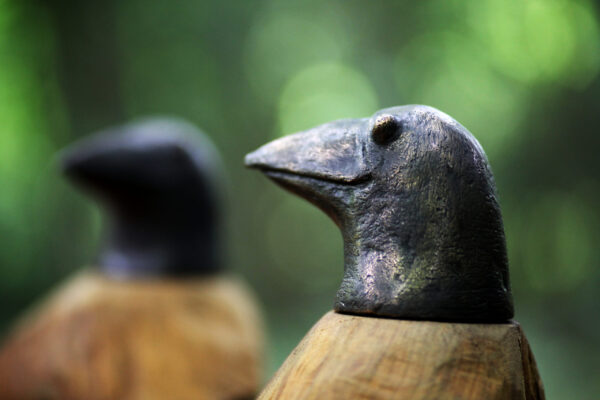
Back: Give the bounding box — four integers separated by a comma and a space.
0, 118, 263, 400
0, 272, 261, 400
246, 105, 544, 399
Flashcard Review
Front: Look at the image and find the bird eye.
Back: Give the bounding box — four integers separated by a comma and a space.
371, 114, 401, 145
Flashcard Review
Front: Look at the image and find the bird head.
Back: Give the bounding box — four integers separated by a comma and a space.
246, 105, 513, 322
61, 118, 224, 278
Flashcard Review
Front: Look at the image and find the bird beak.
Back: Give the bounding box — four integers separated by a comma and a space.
245, 120, 370, 185
245, 120, 371, 225
60, 135, 129, 189
61, 139, 108, 184
59, 133, 159, 198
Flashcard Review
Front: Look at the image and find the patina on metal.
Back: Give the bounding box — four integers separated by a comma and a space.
246, 105, 513, 322
61, 118, 224, 278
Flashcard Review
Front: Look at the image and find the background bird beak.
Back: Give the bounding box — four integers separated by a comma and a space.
245, 121, 369, 184
60, 140, 109, 184
60, 137, 130, 189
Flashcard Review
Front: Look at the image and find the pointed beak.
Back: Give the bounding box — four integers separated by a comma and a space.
59, 133, 160, 195
61, 140, 108, 183
60, 135, 130, 188
245, 120, 370, 184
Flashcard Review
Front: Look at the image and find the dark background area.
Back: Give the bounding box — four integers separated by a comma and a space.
0, 0, 599, 398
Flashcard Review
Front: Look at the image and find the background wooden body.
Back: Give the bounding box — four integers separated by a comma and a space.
259, 311, 544, 400
0, 271, 263, 400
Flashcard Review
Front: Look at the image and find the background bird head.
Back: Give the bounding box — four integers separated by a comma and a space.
61, 117, 225, 278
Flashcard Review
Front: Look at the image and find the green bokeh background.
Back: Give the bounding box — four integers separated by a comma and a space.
1, 0, 599, 398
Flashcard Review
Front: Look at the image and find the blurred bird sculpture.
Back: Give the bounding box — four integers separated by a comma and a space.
0, 118, 263, 400
246, 105, 544, 400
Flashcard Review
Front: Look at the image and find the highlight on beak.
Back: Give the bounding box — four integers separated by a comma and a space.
243, 146, 270, 170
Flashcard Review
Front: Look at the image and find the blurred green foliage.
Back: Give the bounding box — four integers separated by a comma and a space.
0, 0, 599, 398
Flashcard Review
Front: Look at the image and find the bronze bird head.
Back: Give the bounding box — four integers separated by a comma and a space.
246, 105, 513, 322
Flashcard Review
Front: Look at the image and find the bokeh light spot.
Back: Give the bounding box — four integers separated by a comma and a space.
466, 0, 600, 86
244, 11, 348, 103
395, 32, 526, 157
278, 62, 378, 135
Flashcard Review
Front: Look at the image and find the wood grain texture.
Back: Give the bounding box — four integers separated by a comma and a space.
259, 311, 544, 400
0, 271, 263, 400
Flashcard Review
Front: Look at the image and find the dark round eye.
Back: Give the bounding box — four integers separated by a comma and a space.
371, 114, 402, 145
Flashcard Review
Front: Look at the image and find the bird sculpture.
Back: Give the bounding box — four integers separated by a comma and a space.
246, 105, 544, 399
0, 118, 263, 400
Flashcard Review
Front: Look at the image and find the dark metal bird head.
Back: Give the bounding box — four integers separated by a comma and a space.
246, 105, 513, 322
61, 117, 224, 279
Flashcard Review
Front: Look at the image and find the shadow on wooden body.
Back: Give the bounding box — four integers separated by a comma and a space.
259, 311, 544, 400
0, 271, 263, 400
